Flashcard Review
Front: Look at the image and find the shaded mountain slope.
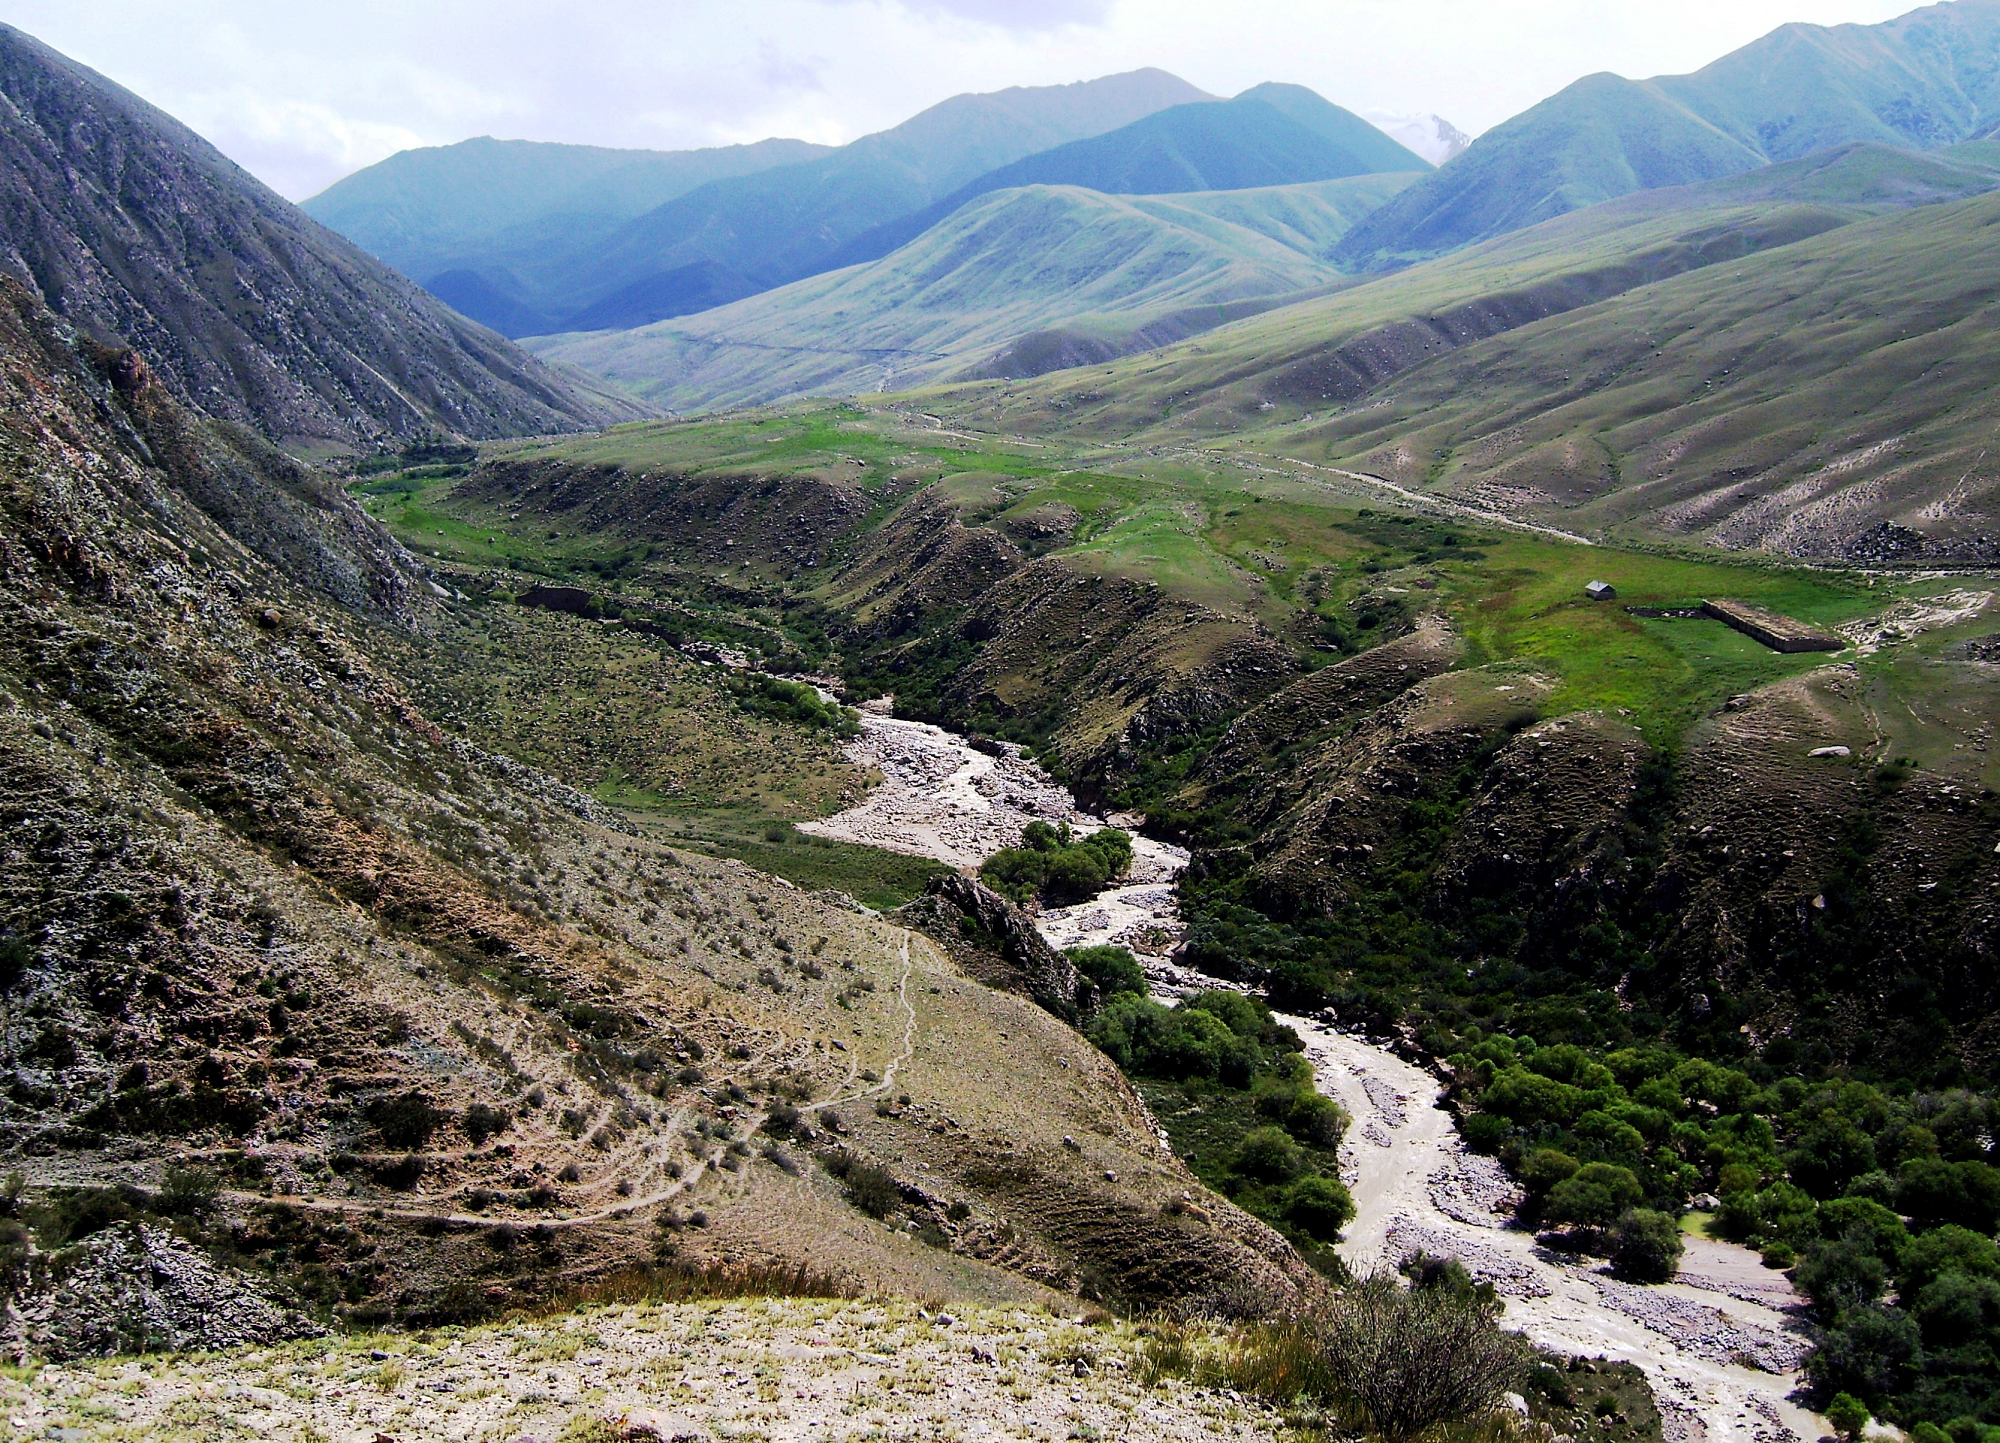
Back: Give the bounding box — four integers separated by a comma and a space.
1340, 0, 2000, 268
507, 69, 1211, 334
0, 264, 1321, 1323
826, 89, 1427, 274
529, 173, 1416, 411
0, 26, 638, 450
301, 134, 831, 292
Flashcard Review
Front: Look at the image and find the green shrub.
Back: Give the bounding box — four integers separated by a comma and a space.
156, 1165, 222, 1218
1068, 945, 1145, 1000
1610, 1209, 1684, 1282
1309, 1272, 1527, 1443
1544, 1163, 1644, 1228
368, 1091, 448, 1149
1233, 1127, 1305, 1183
1284, 1175, 1354, 1241
463, 1103, 512, 1145
842, 1162, 899, 1219
980, 823, 1132, 906
1899, 1225, 2000, 1297
1825, 1392, 1870, 1441
727, 675, 859, 736
1088, 995, 1251, 1082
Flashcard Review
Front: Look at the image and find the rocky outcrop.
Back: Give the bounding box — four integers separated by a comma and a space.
15, 1224, 324, 1358
910, 874, 1087, 1021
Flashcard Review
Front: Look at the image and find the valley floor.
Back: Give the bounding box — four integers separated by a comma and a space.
0, 1297, 1278, 1443
820, 711, 1828, 1443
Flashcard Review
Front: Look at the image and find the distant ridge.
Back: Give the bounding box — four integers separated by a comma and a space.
314, 70, 1211, 337
302, 134, 832, 297
823, 87, 1427, 274
0, 24, 638, 446
1339, 0, 2000, 267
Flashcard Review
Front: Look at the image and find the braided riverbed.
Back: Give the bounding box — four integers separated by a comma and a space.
806, 706, 1826, 1443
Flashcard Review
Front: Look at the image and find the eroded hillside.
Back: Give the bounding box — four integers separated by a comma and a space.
0, 278, 1325, 1334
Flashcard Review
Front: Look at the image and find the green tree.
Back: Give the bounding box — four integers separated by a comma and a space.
1610, 1209, 1684, 1283
1899, 1225, 2000, 1297
1284, 1175, 1355, 1242
1810, 1304, 1921, 1399
1825, 1392, 1870, 1442
1544, 1163, 1644, 1228
1911, 1271, 2000, 1351
1795, 1237, 1888, 1322
1234, 1126, 1306, 1183
1790, 1117, 1879, 1199
1067, 945, 1145, 1000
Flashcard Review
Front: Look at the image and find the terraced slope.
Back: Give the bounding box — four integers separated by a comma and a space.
0, 25, 637, 448
529, 174, 1417, 410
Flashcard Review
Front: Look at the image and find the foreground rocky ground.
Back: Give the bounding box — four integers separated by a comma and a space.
0, 1297, 1282, 1443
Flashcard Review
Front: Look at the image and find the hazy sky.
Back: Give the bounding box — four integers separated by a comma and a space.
0, 0, 1923, 200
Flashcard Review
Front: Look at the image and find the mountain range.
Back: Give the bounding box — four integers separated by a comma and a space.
307, 69, 1214, 336
529, 171, 1418, 410
1337, 0, 2000, 266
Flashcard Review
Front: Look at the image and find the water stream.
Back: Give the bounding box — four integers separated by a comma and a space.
805, 707, 1820, 1443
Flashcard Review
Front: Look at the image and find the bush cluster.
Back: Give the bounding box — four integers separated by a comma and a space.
1091, 990, 1353, 1246
1454, 1035, 2000, 1428
980, 822, 1132, 907
727, 674, 859, 736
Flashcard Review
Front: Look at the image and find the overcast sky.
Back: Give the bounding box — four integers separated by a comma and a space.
0, 0, 1923, 200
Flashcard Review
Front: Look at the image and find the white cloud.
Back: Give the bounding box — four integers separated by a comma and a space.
0, 0, 1927, 199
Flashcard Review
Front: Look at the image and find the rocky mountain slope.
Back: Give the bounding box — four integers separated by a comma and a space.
0, 24, 639, 450
0, 271, 1324, 1330
1339, 0, 2000, 267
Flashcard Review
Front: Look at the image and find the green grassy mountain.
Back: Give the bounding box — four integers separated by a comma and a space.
823, 88, 1428, 273
528, 172, 1418, 411
300, 134, 832, 332
448, 69, 1212, 336
925, 142, 2000, 564
0, 25, 640, 449
1339, 0, 2000, 268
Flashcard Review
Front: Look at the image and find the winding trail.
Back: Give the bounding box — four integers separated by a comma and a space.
806, 710, 1823, 1443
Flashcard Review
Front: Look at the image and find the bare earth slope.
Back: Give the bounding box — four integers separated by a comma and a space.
0, 24, 640, 449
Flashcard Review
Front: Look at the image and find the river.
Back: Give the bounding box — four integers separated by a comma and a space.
804, 707, 1821, 1443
